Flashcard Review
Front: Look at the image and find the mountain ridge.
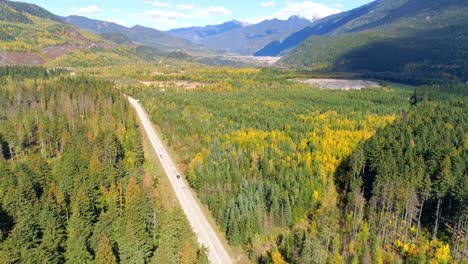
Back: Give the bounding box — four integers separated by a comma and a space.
168, 20, 246, 42
0, 0, 62, 23
278, 0, 468, 82
62, 15, 207, 52
190, 16, 314, 55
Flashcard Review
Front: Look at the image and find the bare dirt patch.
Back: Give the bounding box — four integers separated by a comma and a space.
0, 52, 45, 66
294, 78, 381, 90
41, 45, 79, 59
140, 80, 206, 90
225, 55, 281, 65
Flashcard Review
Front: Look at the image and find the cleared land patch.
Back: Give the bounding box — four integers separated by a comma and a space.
0, 52, 45, 65
140, 80, 206, 90
294, 78, 381, 90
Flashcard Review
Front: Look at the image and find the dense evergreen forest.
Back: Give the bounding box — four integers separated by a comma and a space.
0, 67, 207, 264
126, 68, 467, 263
339, 84, 467, 263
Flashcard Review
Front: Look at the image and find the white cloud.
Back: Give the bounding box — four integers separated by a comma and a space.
135, 5, 231, 30
334, 3, 344, 9
143, 9, 190, 20
246, 1, 341, 23
274, 1, 341, 20
176, 4, 196, 10
144, 1, 171, 8
71, 5, 101, 15
195, 6, 231, 18
260, 1, 276, 8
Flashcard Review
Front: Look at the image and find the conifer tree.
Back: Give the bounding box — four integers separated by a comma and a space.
96, 233, 117, 264
65, 185, 95, 263
119, 178, 153, 264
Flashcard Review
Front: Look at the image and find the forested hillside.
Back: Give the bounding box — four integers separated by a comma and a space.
0, 67, 207, 263
0, 0, 62, 24
257, 0, 468, 83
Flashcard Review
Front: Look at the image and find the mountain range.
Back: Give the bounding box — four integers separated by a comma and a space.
63, 15, 314, 56
0, 0, 467, 82
61, 15, 206, 52
167, 20, 247, 42
168, 16, 313, 55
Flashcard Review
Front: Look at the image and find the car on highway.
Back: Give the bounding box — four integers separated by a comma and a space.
176, 174, 181, 179
160, 154, 164, 158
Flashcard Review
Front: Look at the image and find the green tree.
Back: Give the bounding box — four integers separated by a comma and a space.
37, 183, 67, 263
65, 185, 96, 263
119, 178, 154, 264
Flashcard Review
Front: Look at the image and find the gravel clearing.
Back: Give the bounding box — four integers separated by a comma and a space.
294, 78, 381, 90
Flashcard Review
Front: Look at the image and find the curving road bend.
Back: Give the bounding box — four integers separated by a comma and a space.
128, 96, 233, 264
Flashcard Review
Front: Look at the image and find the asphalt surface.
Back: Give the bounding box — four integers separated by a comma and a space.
128, 96, 233, 264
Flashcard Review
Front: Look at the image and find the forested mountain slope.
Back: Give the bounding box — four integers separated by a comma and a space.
282, 0, 468, 83
257, 0, 468, 82
258, 0, 468, 56
0, 0, 61, 23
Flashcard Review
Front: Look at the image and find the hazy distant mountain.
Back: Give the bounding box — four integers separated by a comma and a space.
62, 15, 206, 52
180, 16, 313, 55
168, 20, 247, 42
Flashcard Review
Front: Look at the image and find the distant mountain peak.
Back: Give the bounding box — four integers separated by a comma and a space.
231, 19, 250, 27
288, 15, 304, 20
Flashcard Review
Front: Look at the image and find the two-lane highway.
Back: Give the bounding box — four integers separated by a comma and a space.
128, 96, 232, 264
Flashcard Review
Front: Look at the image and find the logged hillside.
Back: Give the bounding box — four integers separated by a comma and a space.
0, 1, 146, 67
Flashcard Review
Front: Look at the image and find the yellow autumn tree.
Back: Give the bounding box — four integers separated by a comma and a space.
271, 250, 287, 264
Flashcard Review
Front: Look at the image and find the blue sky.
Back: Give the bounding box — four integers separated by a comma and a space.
23, 0, 373, 30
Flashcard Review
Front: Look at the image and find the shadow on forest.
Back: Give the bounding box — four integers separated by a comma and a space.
0, 207, 14, 238
348, 0, 466, 33
0, 135, 10, 160
333, 85, 468, 239
332, 25, 468, 83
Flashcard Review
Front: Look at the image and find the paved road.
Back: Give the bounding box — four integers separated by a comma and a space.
128, 96, 233, 264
